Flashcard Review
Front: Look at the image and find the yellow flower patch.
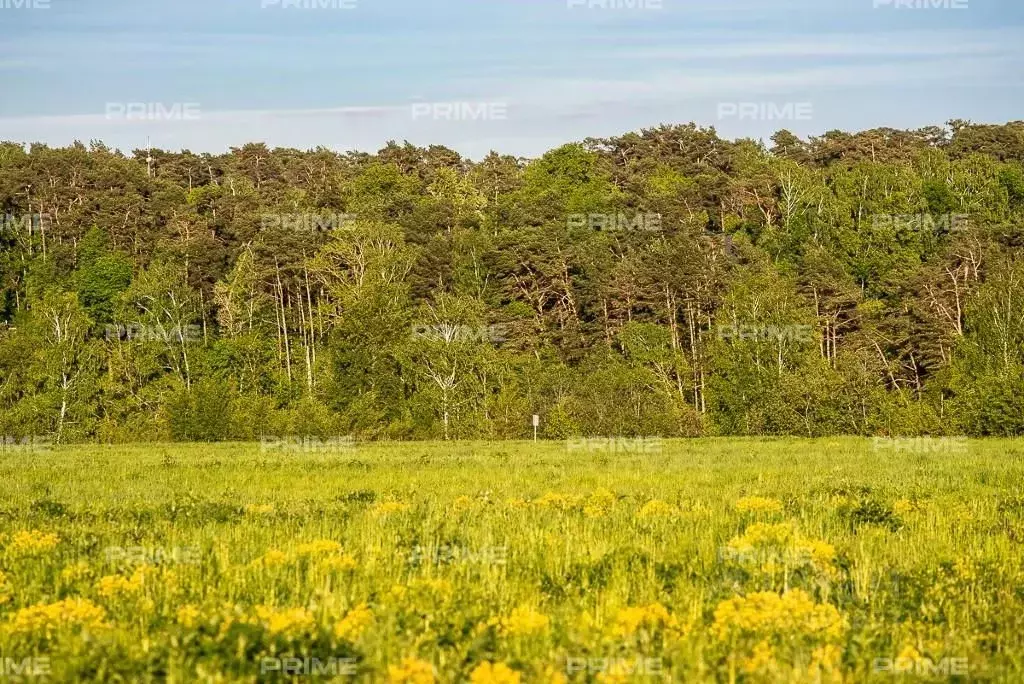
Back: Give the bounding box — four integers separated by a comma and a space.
95, 566, 156, 599
470, 661, 521, 684
251, 605, 315, 638
334, 603, 373, 641
585, 488, 616, 516
723, 522, 837, 575
609, 602, 681, 639
712, 590, 847, 642
372, 501, 411, 516
451, 495, 476, 513
636, 499, 677, 520
533, 492, 578, 511
7, 597, 108, 635
735, 496, 784, 515
60, 560, 92, 584
319, 553, 358, 572
251, 549, 291, 568
296, 539, 342, 556
7, 530, 60, 556
497, 605, 550, 636
176, 604, 201, 629
387, 657, 436, 683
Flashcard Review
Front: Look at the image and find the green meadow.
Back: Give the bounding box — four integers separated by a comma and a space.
0, 438, 1022, 682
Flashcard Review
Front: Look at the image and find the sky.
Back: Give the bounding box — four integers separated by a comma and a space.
0, 0, 1022, 159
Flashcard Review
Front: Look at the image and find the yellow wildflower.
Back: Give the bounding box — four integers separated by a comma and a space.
729, 522, 795, 548
452, 495, 476, 513
897, 644, 921, 662
296, 539, 342, 556
802, 539, 837, 568
741, 639, 776, 675
735, 496, 784, 515
893, 499, 915, 516
60, 561, 92, 584
372, 501, 411, 516
409, 578, 453, 595
596, 661, 643, 684
537, 665, 568, 684
176, 604, 201, 629
534, 492, 570, 510
7, 598, 108, 635
723, 522, 836, 575
0, 569, 9, 605
588, 488, 616, 509
252, 549, 290, 568
7, 530, 60, 556
954, 559, 977, 582
252, 605, 315, 637
335, 603, 373, 641
712, 590, 847, 642
244, 503, 275, 515
499, 605, 550, 636
636, 499, 676, 520
319, 553, 358, 572
96, 566, 150, 599
470, 662, 521, 684
610, 602, 679, 638
583, 488, 616, 518
808, 644, 843, 679
387, 657, 436, 684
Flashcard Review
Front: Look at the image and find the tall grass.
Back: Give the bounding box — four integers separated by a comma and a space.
0, 438, 1021, 681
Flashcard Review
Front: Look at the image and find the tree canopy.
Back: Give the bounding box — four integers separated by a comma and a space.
2, 121, 1023, 442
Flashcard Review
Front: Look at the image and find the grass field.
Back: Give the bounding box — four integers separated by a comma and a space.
1, 438, 1023, 682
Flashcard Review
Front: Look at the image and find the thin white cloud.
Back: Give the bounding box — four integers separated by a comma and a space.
622, 30, 1017, 60
0, 29, 1017, 158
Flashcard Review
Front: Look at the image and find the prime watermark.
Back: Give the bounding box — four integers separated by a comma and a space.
410, 324, 508, 344
260, 657, 358, 676
259, 436, 357, 453
873, 0, 968, 8
405, 544, 508, 566
566, 437, 662, 454
566, 0, 663, 9
0, 656, 51, 677
566, 657, 663, 676
0, 0, 50, 8
872, 657, 968, 676
1, 213, 51, 231
104, 546, 201, 567
717, 102, 813, 121
410, 102, 507, 122
105, 103, 202, 122
567, 213, 662, 232
0, 436, 53, 453
871, 213, 969, 233
719, 546, 819, 566
104, 324, 202, 343
872, 437, 968, 455
260, 0, 357, 8
716, 324, 814, 343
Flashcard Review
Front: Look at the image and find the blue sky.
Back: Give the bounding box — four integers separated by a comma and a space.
1, 0, 1022, 158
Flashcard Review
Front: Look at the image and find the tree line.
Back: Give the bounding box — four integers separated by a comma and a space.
1, 119, 1023, 442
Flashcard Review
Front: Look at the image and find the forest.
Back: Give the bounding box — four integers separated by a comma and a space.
1, 119, 1023, 442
